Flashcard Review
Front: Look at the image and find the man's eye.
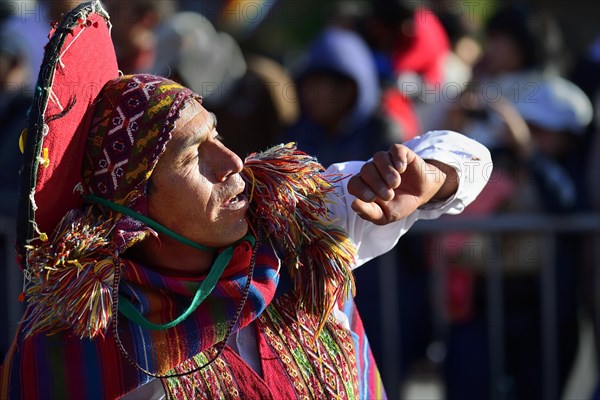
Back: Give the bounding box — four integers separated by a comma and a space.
178, 152, 197, 167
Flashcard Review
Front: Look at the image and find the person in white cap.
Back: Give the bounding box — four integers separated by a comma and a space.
2, 2, 493, 399
438, 75, 593, 400
516, 77, 593, 151
511, 76, 593, 211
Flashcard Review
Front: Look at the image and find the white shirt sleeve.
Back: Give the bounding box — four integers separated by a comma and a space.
121, 131, 491, 397
325, 130, 492, 269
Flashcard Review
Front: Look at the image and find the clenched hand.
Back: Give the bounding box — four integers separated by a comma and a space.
347, 144, 458, 225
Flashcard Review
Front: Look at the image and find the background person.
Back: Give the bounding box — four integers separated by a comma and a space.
1, 3, 491, 398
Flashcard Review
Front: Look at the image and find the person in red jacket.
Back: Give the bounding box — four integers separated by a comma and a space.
1, 2, 491, 398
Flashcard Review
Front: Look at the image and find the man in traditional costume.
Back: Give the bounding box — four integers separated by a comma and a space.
1, 2, 491, 398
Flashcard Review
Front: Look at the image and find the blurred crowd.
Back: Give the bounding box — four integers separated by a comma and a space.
1, 0, 599, 399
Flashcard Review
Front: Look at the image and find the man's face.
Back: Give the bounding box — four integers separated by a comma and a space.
146, 100, 249, 248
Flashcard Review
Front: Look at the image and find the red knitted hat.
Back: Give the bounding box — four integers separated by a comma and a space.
17, 1, 119, 258
15, 2, 203, 339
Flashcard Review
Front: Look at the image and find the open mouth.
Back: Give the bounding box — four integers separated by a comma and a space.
223, 193, 248, 209
225, 193, 242, 205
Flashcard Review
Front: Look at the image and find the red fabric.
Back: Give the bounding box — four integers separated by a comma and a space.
35, 13, 119, 235
446, 267, 475, 322
257, 322, 299, 399
3, 242, 280, 399
381, 88, 420, 141
440, 169, 516, 322
392, 8, 450, 85
461, 169, 516, 215
219, 347, 276, 399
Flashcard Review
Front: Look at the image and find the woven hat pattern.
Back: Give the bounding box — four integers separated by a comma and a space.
83, 74, 201, 214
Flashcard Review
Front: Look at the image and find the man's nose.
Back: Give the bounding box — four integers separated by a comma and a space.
213, 142, 244, 182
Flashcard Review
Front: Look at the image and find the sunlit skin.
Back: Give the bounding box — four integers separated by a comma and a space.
130, 100, 249, 275
348, 145, 458, 225
130, 100, 458, 274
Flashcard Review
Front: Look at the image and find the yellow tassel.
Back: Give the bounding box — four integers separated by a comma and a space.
42, 148, 50, 167
19, 128, 27, 154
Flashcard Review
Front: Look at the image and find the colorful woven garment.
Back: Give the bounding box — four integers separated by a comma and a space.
2, 241, 280, 398
161, 292, 386, 399
4, 72, 364, 398
20, 72, 358, 345
4, 3, 381, 399
4, 74, 282, 398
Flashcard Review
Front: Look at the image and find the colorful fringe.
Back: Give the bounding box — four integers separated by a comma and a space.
3, 242, 281, 399
23, 206, 119, 339
21, 142, 357, 342
241, 142, 357, 334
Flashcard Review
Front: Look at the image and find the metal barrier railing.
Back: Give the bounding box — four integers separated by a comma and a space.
2, 214, 599, 397
378, 213, 600, 400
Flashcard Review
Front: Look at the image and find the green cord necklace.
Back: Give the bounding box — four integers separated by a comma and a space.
85, 193, 255, 330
